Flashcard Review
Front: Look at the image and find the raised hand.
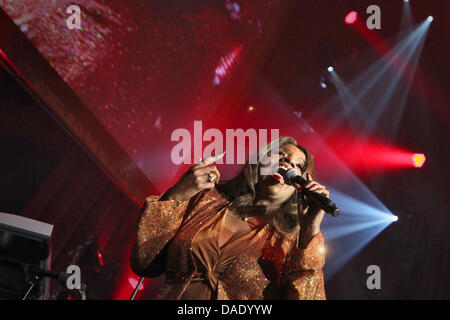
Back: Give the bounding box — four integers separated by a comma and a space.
297, 173, 329, 248
160, 153, 225, 201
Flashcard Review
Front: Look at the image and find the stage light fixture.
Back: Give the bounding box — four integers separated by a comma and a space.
320, 77, 327, 89
327, 66, 334, 72
345, 11, 358, 25
97, 249, 104, 267
412, 153, 426, 168
392, 216, 399, 222
427, 16, 433, 22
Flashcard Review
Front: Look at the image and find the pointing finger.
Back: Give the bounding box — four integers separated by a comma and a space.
198, 152, 226, 166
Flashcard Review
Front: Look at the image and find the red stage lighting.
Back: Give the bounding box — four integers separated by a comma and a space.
128, 277, 144, 291
97, 249, 104, 266
345, 11, 358, 24
321, 131, 428, 176
213, 44, 244, 86
412, 153, 426, 168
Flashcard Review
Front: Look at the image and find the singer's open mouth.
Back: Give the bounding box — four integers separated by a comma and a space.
271, 162, 292, 185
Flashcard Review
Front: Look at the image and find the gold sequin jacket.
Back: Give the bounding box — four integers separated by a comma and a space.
130, 187, 326, 300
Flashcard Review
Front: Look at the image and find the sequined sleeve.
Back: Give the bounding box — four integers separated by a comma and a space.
130, 195, 189, 277
282, 232, 326, 300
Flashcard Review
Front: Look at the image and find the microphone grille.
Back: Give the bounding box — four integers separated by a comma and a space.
283, 168, 301, 184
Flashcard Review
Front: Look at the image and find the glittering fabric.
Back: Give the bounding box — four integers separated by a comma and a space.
179, 206, 268, 300
130, 187, 326, 300
282, 232, 326, 299
129, 195, 189, 277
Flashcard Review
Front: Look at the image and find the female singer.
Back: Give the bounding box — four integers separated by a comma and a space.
130, 136, 328, 299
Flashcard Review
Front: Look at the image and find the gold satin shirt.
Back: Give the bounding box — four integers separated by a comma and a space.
180, 206, 267, 299
130, 187, 326, 300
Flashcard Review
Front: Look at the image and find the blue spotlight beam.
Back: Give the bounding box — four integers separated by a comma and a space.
328, 187, 394, 218
321, 189, 397, 280
364, 26, 429, 137
320, 19, 432, 140
323, 220, 392, 240
399, 0, 415, 33
388, 21, 431, 140
323, 221, 392, 280
328, 71, 368, 134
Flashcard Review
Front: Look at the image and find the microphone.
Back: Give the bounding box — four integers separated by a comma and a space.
0, 256, 71, 284
25, 264, 71, 285
279, 168, 340, 217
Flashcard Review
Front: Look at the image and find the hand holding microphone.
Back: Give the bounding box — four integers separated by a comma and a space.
278, 167, 340, 217
274, 167, 339, 248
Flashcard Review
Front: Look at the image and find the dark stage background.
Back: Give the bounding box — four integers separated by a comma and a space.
0, 0, 449, 299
